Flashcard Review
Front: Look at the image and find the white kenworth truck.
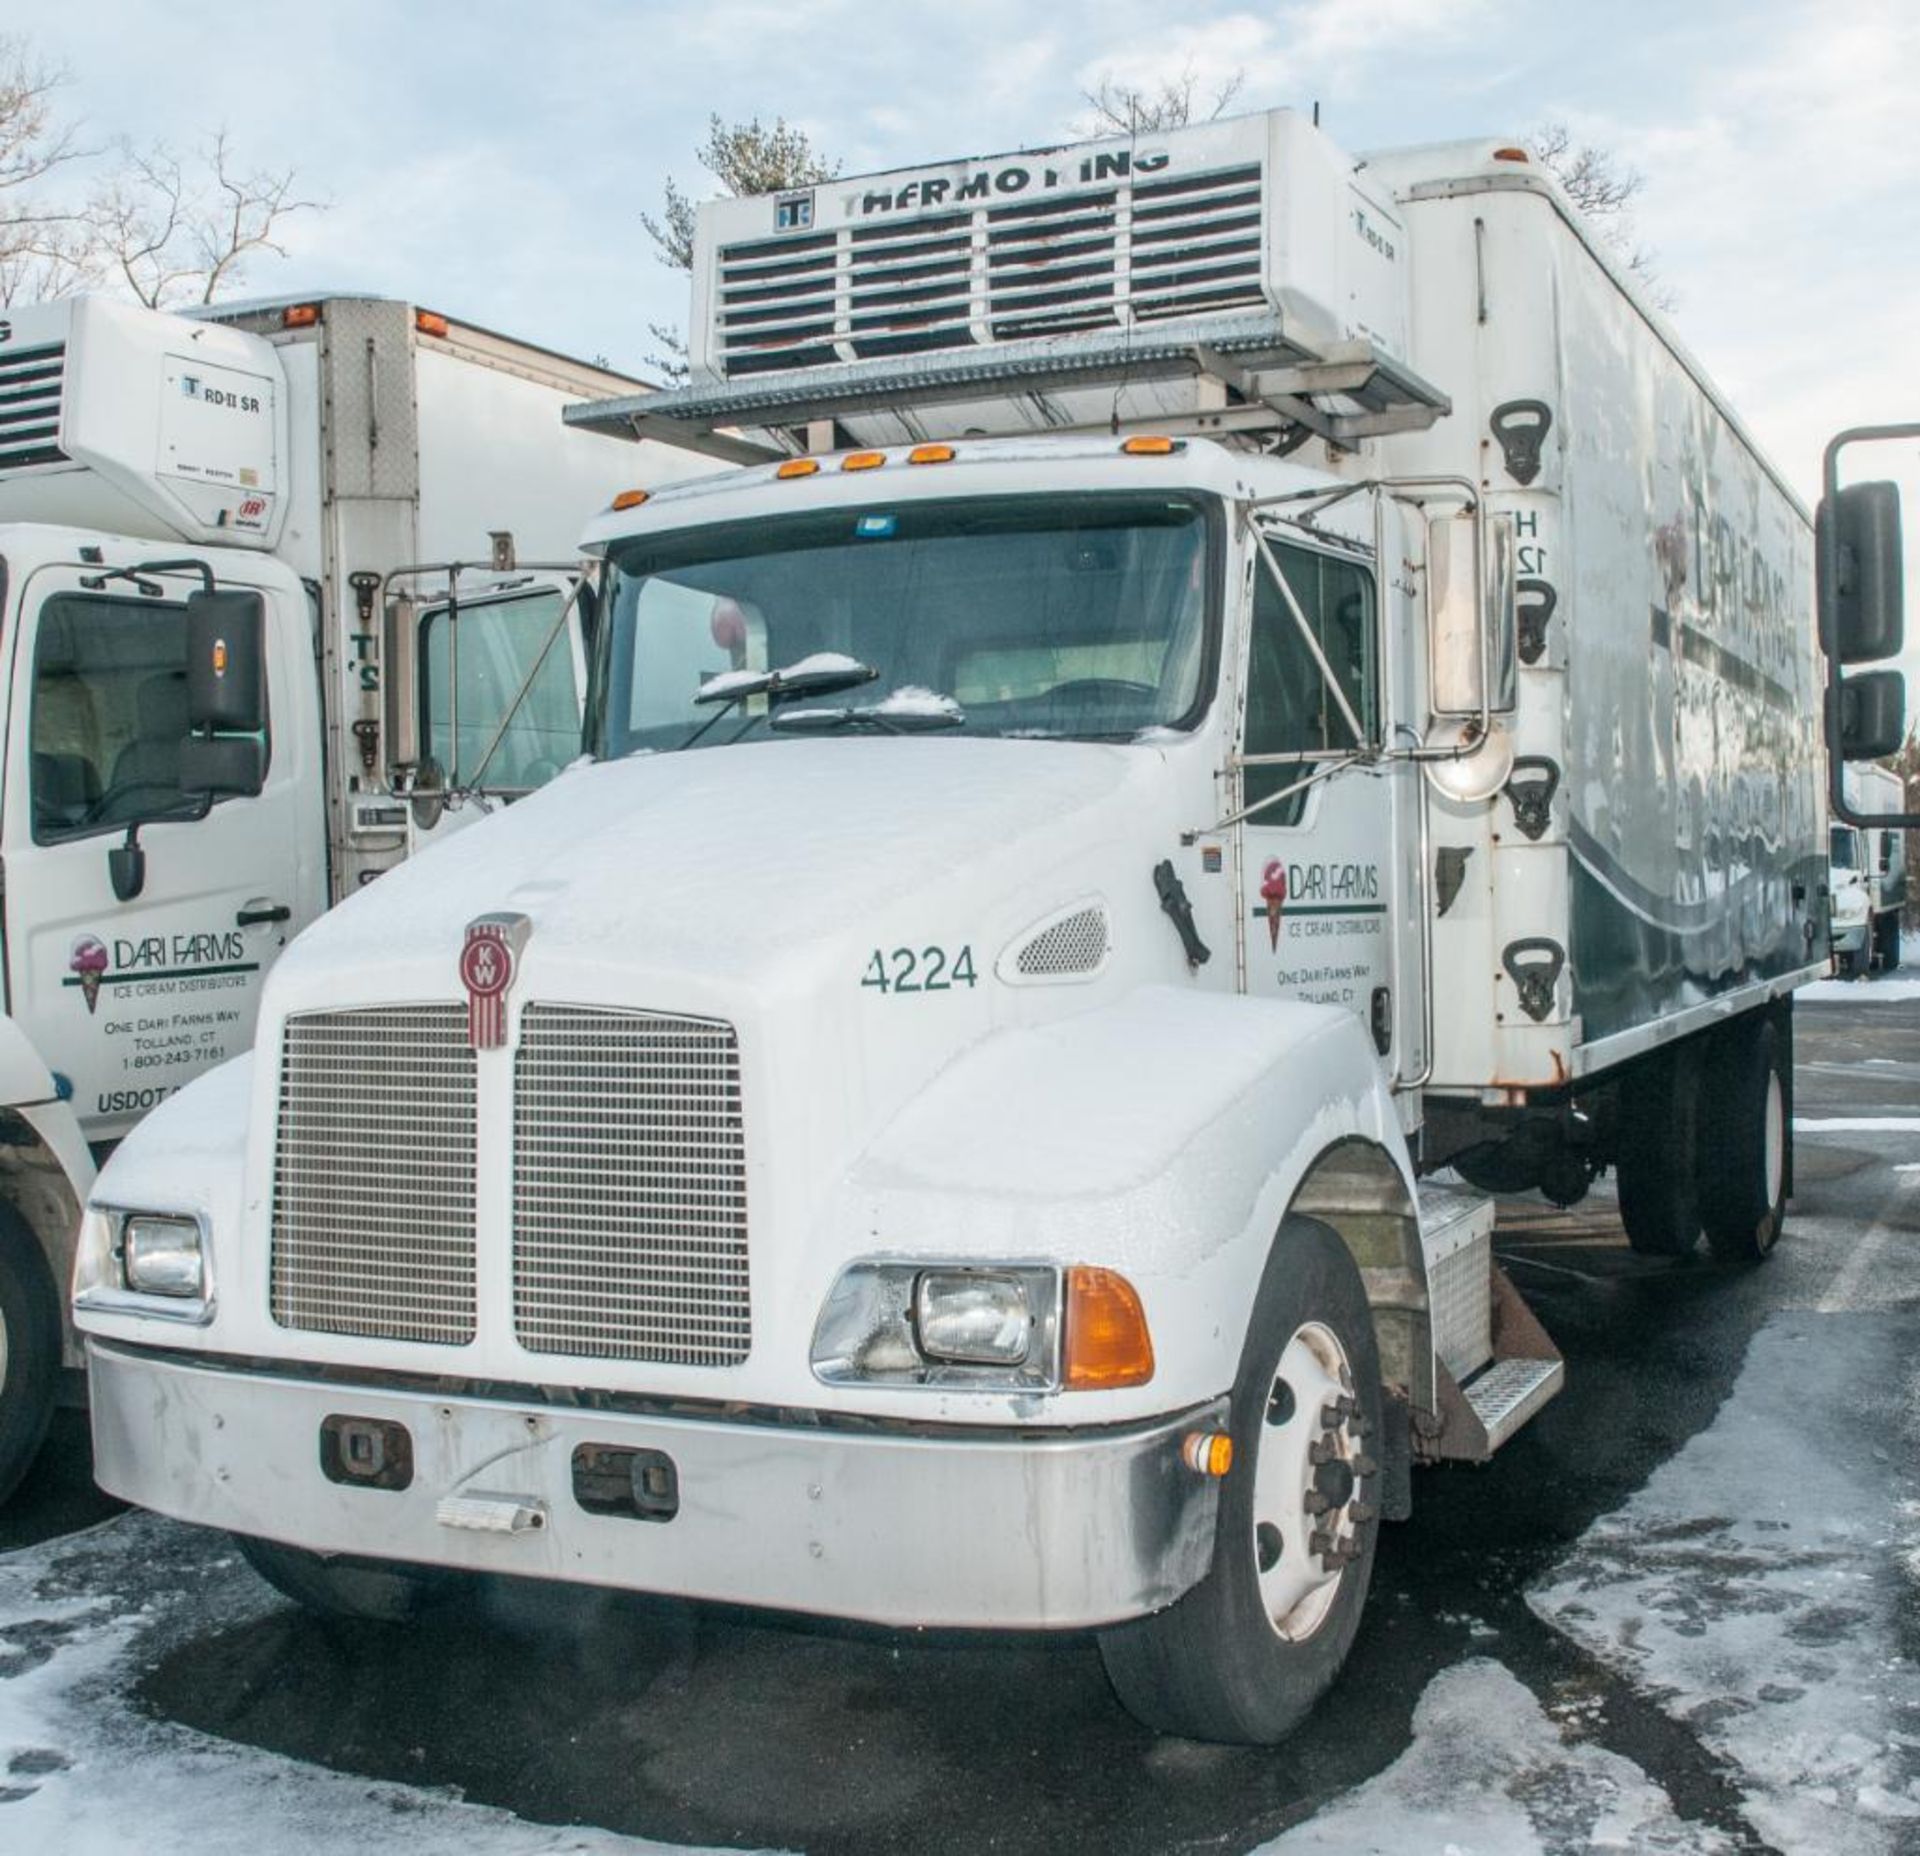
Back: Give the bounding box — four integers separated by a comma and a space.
0, 293, 701, 1500
76, 112, 1823, 1743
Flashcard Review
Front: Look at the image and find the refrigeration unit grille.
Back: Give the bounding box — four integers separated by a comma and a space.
0, 342, 69, 475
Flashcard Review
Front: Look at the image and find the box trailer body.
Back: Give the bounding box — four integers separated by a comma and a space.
0, 293, 704, 1497
76, 114, 1822, 1742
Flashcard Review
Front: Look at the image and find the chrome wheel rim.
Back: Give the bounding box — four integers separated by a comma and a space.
1251, 1320, 1370, 1642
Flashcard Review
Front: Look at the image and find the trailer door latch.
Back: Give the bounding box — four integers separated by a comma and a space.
1502, 938, 1565, 1023
1516, 578, 1558, 665
1503, 757, 1560, 841
1490, 399, 1553, 484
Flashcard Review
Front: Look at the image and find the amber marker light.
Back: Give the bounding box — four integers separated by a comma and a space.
842, 451, 887, 472
777, 458, 821, 479
1492, 146, 1531, 163
415, 309, 451, 337
1063, 1266, 1155, 1389
907, 444, 955, 465
1120, 435, 1181, 456
610, 488, 650, 511
281, 303, 320, 329
1181, 1432, 1234, 1477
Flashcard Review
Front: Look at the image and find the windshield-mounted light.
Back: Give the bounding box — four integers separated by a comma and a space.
776, 458, 820, 479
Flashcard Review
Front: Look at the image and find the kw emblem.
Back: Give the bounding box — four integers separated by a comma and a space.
460, 913, 531, 1049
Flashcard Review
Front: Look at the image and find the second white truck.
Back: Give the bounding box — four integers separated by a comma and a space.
0, 293, 704, 1498
76, 112, 1823, 1742
1828, 763, 1906, 976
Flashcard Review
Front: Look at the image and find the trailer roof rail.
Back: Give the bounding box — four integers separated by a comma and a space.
567, 313, 1450, 463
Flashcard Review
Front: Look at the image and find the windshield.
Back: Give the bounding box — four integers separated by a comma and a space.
590, 493, 1216, 756
1831, 824, 1860, 869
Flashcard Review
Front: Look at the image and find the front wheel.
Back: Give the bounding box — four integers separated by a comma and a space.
0, 1208, 61, 1506
233, 1533, 460, 1622
1098, 1217, 1381, 1744
1617, 1044, 1704, 1257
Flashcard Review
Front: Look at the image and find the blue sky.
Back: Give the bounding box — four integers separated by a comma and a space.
26, 0, 1920, 509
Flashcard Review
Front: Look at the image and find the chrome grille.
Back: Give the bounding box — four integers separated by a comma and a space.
270, 1007, 477, 1345
712, 162, 1266, 377
514, 1004, 749, 1365
0, 343, 68, 475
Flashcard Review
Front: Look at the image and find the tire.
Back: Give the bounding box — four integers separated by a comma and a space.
1877, 915, 1902, 974
0, 1208, 61, 1507
1616, 1043, 1704, 1257
1838, 946, 1863, 981
232, 1532, 457, 1623
1700, 1011, 1789, 1263
1098, 1217, 1382, 1744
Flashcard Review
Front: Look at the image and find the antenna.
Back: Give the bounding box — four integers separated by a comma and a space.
1312, 100, 1321, 128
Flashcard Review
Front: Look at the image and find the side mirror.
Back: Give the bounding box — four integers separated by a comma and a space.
186, 589, 267, 732
384, 590, 422, 772
1818, 480, 1904, 663
182, 588, 268, 799
1828, 668, 1907, 763
1428, 512, 1517, 716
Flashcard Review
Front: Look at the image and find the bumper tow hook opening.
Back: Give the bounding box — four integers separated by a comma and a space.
319, 1414, 413, 1492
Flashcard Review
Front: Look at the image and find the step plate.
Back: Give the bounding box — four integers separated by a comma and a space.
1462, 1356, 1564, 1452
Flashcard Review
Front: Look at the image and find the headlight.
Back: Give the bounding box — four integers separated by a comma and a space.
122, 1215, 204, 1298
914, 1271, 1033, 1364
812, 1262, 1059, 1388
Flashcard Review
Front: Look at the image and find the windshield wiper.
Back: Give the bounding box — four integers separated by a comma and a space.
770, 688, 966, 735
678, 654, 879, 749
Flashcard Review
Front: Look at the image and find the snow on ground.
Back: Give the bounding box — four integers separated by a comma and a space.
1799, 975, 1920, 1003
1531, 1312, 1920, 1856
0, 1512, 768, 1856
1795, 1116, 1920, 1134
1255, 1660, 1731, 1855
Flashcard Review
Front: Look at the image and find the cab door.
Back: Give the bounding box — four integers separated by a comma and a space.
1235, 524, 1421, 1078
3, 558, 324, 1140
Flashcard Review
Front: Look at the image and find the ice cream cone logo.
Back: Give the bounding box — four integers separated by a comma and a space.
70, 934, 109, 1014
1259, 860, 1288, 952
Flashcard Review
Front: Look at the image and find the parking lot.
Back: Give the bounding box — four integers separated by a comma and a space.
3, 981, 1917, 1855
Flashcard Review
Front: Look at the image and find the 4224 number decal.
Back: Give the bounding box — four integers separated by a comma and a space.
862, 945, 977, 994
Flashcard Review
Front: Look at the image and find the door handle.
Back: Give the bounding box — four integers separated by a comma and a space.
236, 904, 292, 927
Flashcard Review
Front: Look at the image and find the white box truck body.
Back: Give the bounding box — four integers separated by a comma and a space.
0, 294, 704, 1496
1828, 763, 1906, 975
76, 114, 1823, 1741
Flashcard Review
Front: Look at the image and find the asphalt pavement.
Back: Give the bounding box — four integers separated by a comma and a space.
6, 983, 1918, 1855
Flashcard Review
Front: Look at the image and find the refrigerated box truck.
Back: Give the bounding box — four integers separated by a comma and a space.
0, 292, 704, 1497
76, 111, 1824, 1743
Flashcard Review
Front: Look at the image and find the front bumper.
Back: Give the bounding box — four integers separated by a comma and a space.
88, 1341, 1225, 1630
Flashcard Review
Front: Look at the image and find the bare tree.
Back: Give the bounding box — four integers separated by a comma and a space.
87, 130, 321, 309
0, 36, 94, 304
1528, 122, 1672, 307
1080, 64, 1246, 137
642, 114, 840, 382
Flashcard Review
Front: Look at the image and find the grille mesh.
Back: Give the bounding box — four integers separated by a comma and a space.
514, 1004, 749, 1365
0, 342, 68, 475
270, 1007, 477, 1345
1015, 907, 1110, 978
713, 162, 1265, 377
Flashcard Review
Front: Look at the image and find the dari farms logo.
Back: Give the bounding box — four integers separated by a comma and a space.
460, 912, 531, 1049
69, 934, 110, 1014
1259, 860, 1288, 951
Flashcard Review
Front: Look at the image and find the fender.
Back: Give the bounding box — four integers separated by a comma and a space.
833, 985, 1422, 1423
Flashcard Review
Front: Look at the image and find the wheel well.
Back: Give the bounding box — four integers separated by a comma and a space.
1287, 1137, 1431, 1410
0, 1110, 86, 1366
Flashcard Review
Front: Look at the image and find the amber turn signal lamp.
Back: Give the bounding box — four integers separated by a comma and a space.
415, 309, 451, 337
281, 303, 320, 329
1120, 435, 1180, 456
842, 451, 886, 471
908, 444, 955, 465
1181, 1432, 1233, 1476
610, 488, 650, 511
777, 458, 820, 479
1063, 1266, 1155, 1389
1492, 146, 1530, 163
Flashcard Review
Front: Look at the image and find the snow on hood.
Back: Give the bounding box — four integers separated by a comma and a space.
273, 736, 1158, 1002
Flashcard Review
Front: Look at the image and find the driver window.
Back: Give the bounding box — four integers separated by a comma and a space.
420, 588, 580, 789
1242, 540, 1377, 826
28, 592, 211, 842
